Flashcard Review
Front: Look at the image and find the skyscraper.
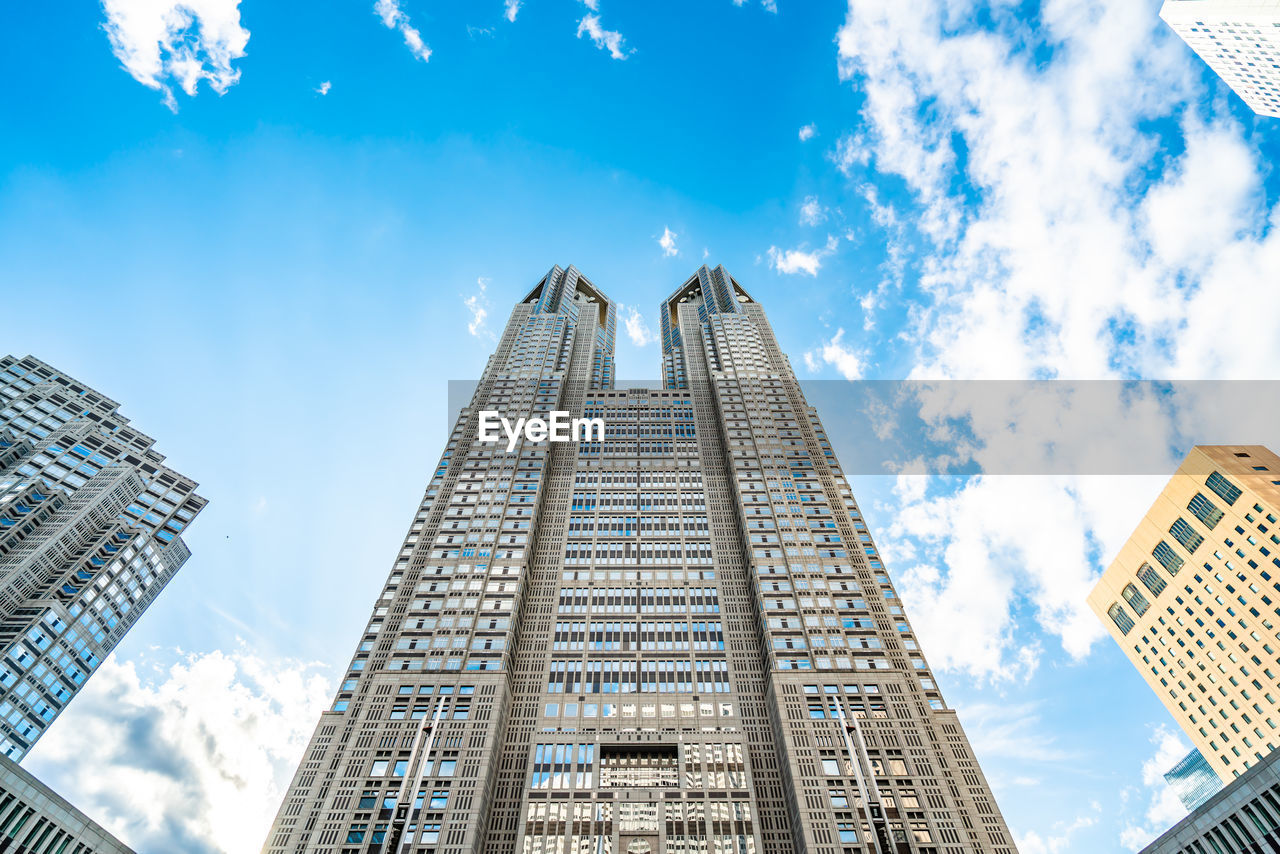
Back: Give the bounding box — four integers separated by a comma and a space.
0, 355, 206, 761
1160, 0, 1280, 118
1088, 445, 1280, 784
1163, 748, 1224, 812
264, 266, 1015, 854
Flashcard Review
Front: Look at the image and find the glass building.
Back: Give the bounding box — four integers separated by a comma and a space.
263, 266, 1015, 854
1165, 749, 1224, 812
0, 355, 206, 761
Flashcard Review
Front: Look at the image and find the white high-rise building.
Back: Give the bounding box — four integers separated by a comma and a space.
1161, 0, 1280, 118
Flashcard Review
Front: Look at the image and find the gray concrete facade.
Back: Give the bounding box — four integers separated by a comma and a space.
0, 753, 133, 853
264, 266, 1016, 854
1141, 746, 1280, 853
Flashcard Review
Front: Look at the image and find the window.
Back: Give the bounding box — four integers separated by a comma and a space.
429, 790, 449, 809
837, 822, 859, 843
1153, 541, 1185, 575
1207, 471, 1242, 506
821, 758, 841, 775
371, 760, 389, 776
1137, 562, 1167, 597
1108, 603, 1135, 635
1122, 584, 1150, 616
422, 823, 441, 843
437, 759, 457, 777
1188, 493, 1225, 529
1170, 518, 1204, 554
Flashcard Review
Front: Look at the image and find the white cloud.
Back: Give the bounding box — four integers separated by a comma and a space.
623, 306, 655, 346
827, 0, 1280, 682
956, 701, 1077, 764
767, 234, 838, 276
577, 13, 628, 60
1018, 809, 1100, 854
879, 474, 1163, 682
504, 0, 521, 22
798, 123, 817, 141
799, 195, 827, 226
762, 0, 777, 12
803, 328, 864, 380
581, 0, 599, 9
463, 277, 496, 340
25, 646, 332, 854
658, 226, 679, 257
101, 0, 250, 110
1119, 725, 1192, 850
315, 80, 331, 95
375, 0, 431, 62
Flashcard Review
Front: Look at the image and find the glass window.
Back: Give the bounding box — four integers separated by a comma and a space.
1188, 493, 1225, 529
1108, 603, 1135, 635
1153, 541, 1185, 575
1122, 583, 1150, 617
1137, 562, 1167, 597
1207, 471, 1242, 506
1170, 518, 1204, 554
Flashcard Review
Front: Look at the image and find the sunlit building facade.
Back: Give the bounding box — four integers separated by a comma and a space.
0, 355, 206, 761
1089, 445, 1280, 784
264, 266, 1015, 854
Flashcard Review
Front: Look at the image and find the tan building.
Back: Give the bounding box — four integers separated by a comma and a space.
1089, 445, 1280, 784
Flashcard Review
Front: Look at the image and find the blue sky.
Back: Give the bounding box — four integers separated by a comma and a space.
3, 1, 1280, 851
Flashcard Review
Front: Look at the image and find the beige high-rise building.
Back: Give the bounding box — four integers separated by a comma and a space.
1088, 445, 1280, 783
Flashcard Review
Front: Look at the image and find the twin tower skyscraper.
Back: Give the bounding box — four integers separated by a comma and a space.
264, 265, 1016, 854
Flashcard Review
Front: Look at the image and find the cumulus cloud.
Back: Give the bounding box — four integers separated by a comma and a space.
577, 13, 628, 60
463, 277, 496, 340
658, 226, 679, 257
1119, 725, 1192, 850
799, 195, 827, 225
835, 0, 1279, 381
504, 0, 521, 22
798, 122, 817, 141
767, 234, 838, 276
622, 306, 655, 346
315, 80, 331, 95
24, 646, 332, 854
375, 0, 431, 62
829, 0, 1280, 684
803, 328, 864, 380
101, 0, 250, 110
878, 473, 1164, 681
